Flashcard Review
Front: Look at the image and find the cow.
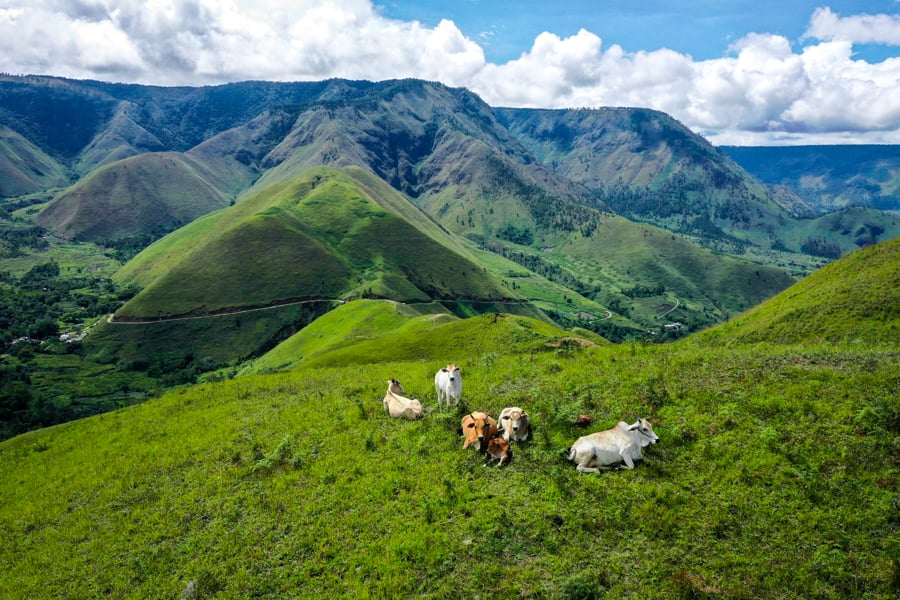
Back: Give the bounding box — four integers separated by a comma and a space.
383, 379, 424, 420
460, 411, 497, 453
567, 418, 659, 472
484, 437, 511, 467
435, 364, 462, 410
497, 406, 531, 442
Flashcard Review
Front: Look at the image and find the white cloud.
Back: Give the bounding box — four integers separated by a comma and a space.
0, 1, 898, 145
804, 6, 900, 45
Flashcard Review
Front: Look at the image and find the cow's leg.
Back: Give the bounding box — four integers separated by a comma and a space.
621, 454, 636, 469
576, 461, 599, 473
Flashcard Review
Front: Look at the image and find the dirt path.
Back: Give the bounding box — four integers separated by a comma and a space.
106, 298, 344, 325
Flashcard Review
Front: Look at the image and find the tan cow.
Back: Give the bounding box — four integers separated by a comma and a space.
498, 406, 531, 442
383, 379, 424, 420
484, 437, 511, 467
460, 411, 498, 452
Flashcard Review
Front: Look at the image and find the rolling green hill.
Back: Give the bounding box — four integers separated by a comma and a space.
699, 237, 900, 345
245, 299, 606, 374
35, 152, 230, 242
1, 240, 896, 597
113, 166, 515, 319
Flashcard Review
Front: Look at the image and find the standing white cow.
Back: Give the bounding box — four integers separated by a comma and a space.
434, 364, 462, 410
498, 406, 531, 442
567, 418, 659, 472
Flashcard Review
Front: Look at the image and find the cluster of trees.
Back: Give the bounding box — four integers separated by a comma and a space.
0, 261, 149, 440
800, 236, 842, 259
0, 225, 49, 258
0, 261, 137, 349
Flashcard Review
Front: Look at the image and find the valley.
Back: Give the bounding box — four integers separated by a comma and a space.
0, 74, 897, 598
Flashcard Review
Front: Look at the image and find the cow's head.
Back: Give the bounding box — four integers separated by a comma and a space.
466, 412, 493, 441
442, 364, 460, 382
387, 379, 405, 395
501, 407, 529, 432
628, 417, 659, 446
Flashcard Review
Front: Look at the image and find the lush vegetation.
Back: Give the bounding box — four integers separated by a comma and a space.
0, 76, 897, 597
1, 310, 896, 598
0, 255, 157, 440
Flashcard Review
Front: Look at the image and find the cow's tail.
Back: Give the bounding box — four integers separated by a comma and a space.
564, 445, 576, 462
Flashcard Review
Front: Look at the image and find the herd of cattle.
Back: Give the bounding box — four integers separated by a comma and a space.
383, 364, 660, 472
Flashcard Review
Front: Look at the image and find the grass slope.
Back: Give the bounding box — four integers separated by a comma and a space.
2, 242, 898, 597
245, 299, 605, 374
700, 237, 900, 345
1, 339, 895, 598
35, 152, 229, 242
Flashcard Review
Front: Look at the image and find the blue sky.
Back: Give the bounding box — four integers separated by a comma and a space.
1, 0, 898, 145
380, 0, 897, 63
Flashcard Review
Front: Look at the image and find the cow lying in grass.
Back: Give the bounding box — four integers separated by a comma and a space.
498, 406, 530, 442
383, 379, 424, 420
484, 436, 511, 467
567, 418, 659, 472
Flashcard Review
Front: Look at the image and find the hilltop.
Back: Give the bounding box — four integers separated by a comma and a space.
699, 237, 900, 346
1, 238, 896, 598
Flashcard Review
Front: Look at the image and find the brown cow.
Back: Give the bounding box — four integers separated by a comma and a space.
484, 437, 511, 467
460, 411, 498, 452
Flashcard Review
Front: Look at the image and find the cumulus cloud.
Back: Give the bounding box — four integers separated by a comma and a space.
804, 7, 900, 45
0, 0, 898, 144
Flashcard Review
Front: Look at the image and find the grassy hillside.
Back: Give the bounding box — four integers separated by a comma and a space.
1, 339, 895, 598
114, 166, 515, 319
0, 125, 69, 197
245, 299, 606, 374
35, 152, 230, 242
700, 237, 900, 345
2, 239, 898, 598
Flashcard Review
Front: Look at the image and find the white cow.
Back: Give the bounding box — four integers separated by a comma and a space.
383, 379, 424, 420
567, 418, 659, 472
434, 364, 462, 410
498, 406, 531, 442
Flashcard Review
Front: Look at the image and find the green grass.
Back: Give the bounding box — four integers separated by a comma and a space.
244, 299, 606, 374
2, 239, 899, 597
701, 238, 900, 346
0, 234, 120, 279
1, 338, 896, 598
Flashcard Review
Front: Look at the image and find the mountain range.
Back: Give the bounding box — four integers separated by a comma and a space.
1, 74, 898, 364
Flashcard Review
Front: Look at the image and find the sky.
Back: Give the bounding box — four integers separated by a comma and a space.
0, 0, 898, 146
